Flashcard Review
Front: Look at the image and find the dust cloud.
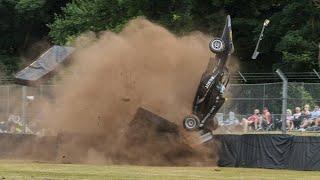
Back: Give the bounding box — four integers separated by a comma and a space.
39, 17, 225, 165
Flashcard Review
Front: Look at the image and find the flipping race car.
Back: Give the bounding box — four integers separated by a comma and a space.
183, 15, 234, 137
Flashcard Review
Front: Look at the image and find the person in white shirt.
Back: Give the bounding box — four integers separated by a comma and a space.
286, 109, 294, 130
224, 111, 239, 125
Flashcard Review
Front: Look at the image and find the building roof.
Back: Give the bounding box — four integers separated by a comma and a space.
15, 45, 75, 85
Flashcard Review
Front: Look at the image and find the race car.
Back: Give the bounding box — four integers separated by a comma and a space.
183, 15, 234, 135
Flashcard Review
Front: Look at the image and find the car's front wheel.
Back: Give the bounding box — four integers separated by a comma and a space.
183, 115, 200, 131
209, 38, 225, 53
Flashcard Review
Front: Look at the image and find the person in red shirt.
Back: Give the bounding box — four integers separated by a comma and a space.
257, 107, 272, 130
241, 109, 261, 132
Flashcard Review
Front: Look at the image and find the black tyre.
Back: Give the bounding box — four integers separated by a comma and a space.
203, 116, 219, 131
183, 115, 200, 131
209, 38, 225, 53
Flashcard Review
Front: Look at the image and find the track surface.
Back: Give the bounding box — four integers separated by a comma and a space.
0, 161, 319, 179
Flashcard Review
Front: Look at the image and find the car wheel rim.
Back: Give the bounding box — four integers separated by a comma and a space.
185, 118, 196, 129
212, 40, 223, 50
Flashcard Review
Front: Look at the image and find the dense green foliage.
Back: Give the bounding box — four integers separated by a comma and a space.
0, 0, 69, 76
0, 0, 319, 78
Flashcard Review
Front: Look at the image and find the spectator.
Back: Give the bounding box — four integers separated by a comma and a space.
258, 107, 272, 130
315, 118, 320, 127
221, 111, 240, 132
300, 105, 320, 130
286, 109, 294, 130
310, 105, 320, 120
7, 114, 22, 134
291, 107, 302, 129
241, 109, 262, 132
306, 118, 320, 131
224, 111, 240, 125
296, 104, 311, 131
0, 120, 8, 133
301, 104, 311, 119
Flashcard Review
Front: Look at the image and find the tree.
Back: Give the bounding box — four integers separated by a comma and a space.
1, 0, 319, 77
265, 0, 320, 72
0, 0, 69, 76
123, 0, 193, 33
49, 0, 127, 45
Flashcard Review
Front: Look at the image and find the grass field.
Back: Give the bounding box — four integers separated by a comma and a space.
0, 161, 319, 180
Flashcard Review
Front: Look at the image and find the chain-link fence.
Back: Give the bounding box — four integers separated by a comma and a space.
0, 82, 319, 133
216, 82, 320, 131
220, 82, 320, 114
0, 85, 56, 133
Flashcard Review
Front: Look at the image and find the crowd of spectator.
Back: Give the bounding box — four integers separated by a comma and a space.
0, 114, 35, 134
286, 104, 320, 131
2, 105, 320, 134
0, 115, 23, 133
239, 107, 273, 132
220, 104, 320, 132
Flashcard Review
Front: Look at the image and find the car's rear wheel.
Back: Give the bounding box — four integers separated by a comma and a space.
203, 116, 219, 131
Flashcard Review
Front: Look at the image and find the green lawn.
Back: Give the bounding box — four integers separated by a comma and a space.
0, 161, 319, 180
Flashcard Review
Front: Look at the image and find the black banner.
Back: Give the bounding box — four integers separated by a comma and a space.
214, 134, 320, 170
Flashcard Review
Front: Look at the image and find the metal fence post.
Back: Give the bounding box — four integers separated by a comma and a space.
40, 85, 43, 99
22, 86, 27, 133
7, 85, 10, 118
276, 69, 288, 134
263, 84, 266, 109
